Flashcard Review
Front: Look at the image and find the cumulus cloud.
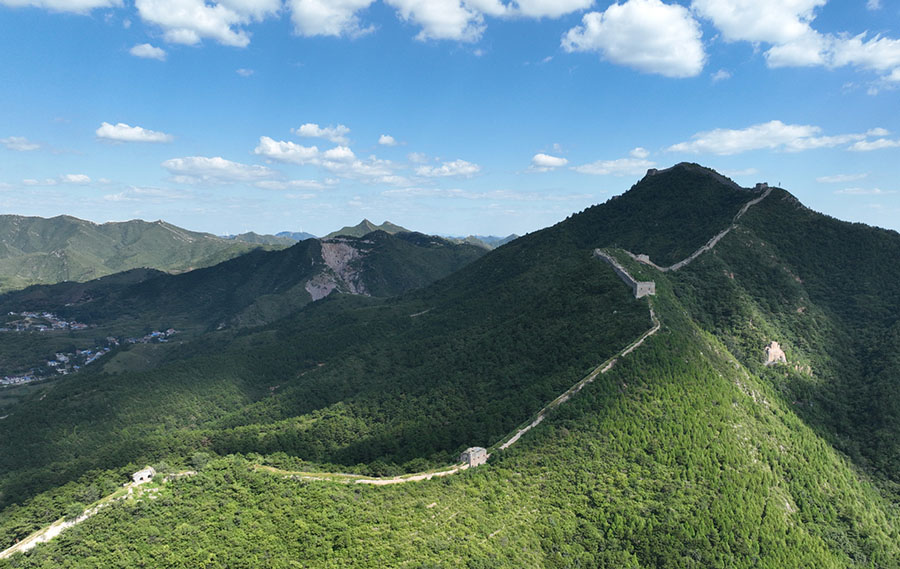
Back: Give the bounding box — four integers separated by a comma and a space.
816, 173, 868, 183
867, 0, 881, 9
629, 147, 650, 159
513, 0, 592, 18
668, 120, 889, 155
129, 43, 166, 60
691, 0, 824, 45
293, 123, 351, 144
0, 0, 120, 13
530, 153, 568, 171
416, 158, 481, 177
288, 0, 375, 37
236, 68, 254, 76
562, 0, 705, 78
382, 187, 590, 201
848, 138, 900, 151
573, 156, 655, 176
96, 122, 174, 143
1, 136, 40, 151
254, 137, 319, 164
692, 0, 900, 81
254, 136, 405, 184
163, 156, 275, 184
385, 0, 485, 42
378, 134, 398, 146
135, 0, 280, 47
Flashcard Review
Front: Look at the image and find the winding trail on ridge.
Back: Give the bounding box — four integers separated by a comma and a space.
626, 187, 772, 273
264, 188, 772, 484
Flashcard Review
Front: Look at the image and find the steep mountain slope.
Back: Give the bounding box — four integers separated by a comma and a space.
2, 163, 899, 567
0, 215, 268, 293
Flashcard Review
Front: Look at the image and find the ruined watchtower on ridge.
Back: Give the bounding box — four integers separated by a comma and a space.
131, 466, 156, 484
593, 250, 656, 299
460, 447, 488, 468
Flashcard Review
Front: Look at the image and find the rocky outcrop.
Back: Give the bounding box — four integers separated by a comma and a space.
764, 341, 787, 366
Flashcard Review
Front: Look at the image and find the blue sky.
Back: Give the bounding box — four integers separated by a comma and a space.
1, 0, 899, 237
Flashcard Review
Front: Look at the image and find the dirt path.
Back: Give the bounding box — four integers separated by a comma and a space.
629, 187, 772, 273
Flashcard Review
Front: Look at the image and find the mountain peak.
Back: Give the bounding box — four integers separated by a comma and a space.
324, 219, 410, 239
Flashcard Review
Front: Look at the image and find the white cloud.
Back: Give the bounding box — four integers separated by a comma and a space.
1, 136, 40, 151
530, 153, 568, 171
407, 152, 428, 163
816, 173, 868, 183
135, 0, 280, 47
61, 174, 91, 184
385, 0, 485, 42
867, 0, 881, 10
573, 156, 655, 176
130, 43, 167, 60
691, 0, 824, 45
163, 156, 275, 184
288, 0, 375, 37
104, 186, 186, 202
255, 179, 326, 190
848, 138, 900, 151
834, 187, 894, 195
562, 0, 705, 78
379, 134, 398, 146
96, 122, 174, 143
513, 0, 592, 18
254, 136, 405, 184
0, 0, 120, 13
711, 69, 731, 82
236, 68, 254, 76
629, 147, 649, 159
322, 146, 356, 161
293, 123, 351, 144
416, 158, 481, 177
382, 187, 592, 201
22, 178, 58, 186
667, 120, 888, 155
254, 136, 320, 164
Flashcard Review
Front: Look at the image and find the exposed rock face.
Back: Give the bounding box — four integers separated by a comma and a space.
764, 341, 787, 366
304, 239, 370, 301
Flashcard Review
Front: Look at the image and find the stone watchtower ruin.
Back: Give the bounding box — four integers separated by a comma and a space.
459, 447, 488, 468
131, 466, 156, 484
593, 250, 656, 299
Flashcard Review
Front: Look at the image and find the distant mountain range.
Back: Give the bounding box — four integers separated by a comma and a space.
0, 215, 264, 294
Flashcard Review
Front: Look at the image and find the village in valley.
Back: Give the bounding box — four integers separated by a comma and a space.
0, 311, 177, 386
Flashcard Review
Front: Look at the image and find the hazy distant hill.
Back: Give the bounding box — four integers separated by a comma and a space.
324, 219, 410, 238
446, 234, 519, 249
222, 232, 298, 246
2, 164, 900, 567
0, 215, 267, 293
275, 231, 316, 241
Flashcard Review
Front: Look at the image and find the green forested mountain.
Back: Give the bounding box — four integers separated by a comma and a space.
324, 219, 410, 238
1, 163, 899, 568
0, 215, 269, 293
0, 230, 487, 335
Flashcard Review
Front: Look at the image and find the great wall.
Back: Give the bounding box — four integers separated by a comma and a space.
2, 183, 775, 558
